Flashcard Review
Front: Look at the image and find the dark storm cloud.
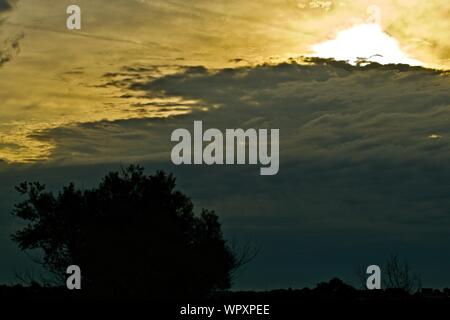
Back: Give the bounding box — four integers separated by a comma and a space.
29, 59, 450, 229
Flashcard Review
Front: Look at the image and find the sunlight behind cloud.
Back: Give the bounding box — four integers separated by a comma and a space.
310, 23, 424, 66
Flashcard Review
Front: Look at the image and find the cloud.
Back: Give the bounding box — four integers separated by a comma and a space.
0, 0, 11, 12
28, 60, 450, 230
0, 1, 22, 68
0, 32, 23, 67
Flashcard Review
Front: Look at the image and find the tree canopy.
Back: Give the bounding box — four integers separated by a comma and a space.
11, 165, 239, 298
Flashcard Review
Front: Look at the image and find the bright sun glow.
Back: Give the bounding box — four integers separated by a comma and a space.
310, 24, 423, 66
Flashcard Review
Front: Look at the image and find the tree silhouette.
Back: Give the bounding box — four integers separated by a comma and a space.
356, 254, 421, 292
383, 253, 421, 294
11, 165, 241, 298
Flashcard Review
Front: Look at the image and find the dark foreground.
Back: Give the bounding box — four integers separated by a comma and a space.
2, 278, 450, 317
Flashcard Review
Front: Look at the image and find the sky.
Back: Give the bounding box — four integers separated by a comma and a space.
0, 0, 450, 289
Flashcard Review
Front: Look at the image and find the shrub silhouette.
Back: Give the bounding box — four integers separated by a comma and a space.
383, 253, 421, 294
11, 165, 239, 298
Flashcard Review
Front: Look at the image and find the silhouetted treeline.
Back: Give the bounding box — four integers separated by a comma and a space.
1, 278, 450, 303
